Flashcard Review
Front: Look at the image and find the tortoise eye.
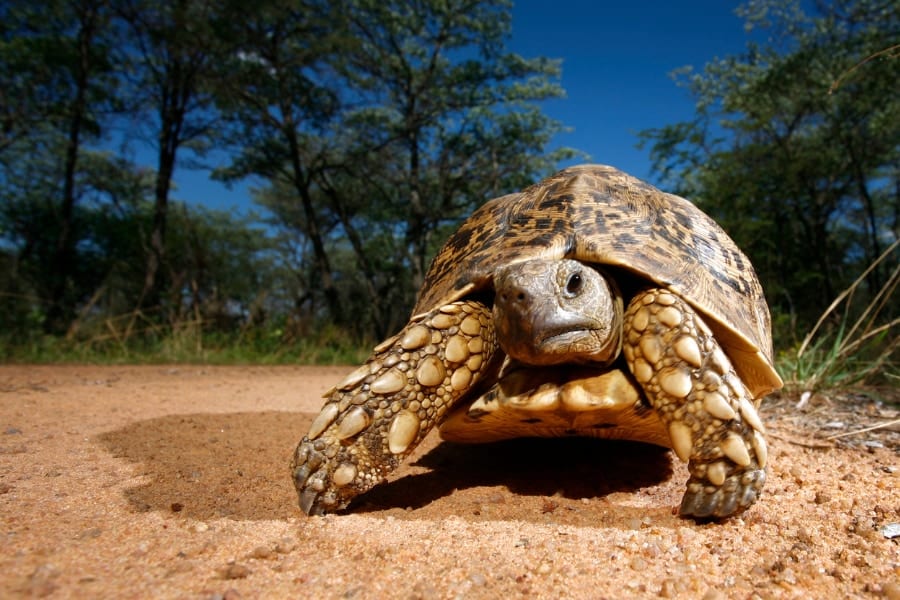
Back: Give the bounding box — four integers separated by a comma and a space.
566, 272, 583, 295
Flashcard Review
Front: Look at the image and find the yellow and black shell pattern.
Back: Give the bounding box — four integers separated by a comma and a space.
413, 164, 782, 398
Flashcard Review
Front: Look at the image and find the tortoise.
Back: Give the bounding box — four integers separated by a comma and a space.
291, 164, 783, 519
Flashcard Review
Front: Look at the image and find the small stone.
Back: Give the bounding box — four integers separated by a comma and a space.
883, 581, 900, 600
75, 527, 102, 540
222, 563, 252, 579
247, 545, 275, 560
540, 499, 559, 513
27, 563, 61, 597
880, 523, 900, 539
813, 491, 831, 505
275, 537, 297, 554
658, 578, 679, 598
191, 522, 209, 533
171, 502, 184, 512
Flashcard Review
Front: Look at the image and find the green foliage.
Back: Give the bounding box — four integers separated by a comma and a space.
2, 0, 575, 359
639, 0, 899, 338
214, 0, 579, 339
1, 320, 370, 365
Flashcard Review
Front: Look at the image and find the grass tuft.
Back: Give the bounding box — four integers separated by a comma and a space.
2, 311, 371, 366
778, 239, 899, 399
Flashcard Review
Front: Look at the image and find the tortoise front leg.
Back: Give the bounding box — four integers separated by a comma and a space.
292, 300, 497, 515
623, 289, 769, 518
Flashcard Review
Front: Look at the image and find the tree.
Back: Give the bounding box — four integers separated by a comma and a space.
639, 0, 899, 335
218, 0, 579, 338
0, 0, 122, 333
212, 0, 352, 322
116, 0, 227, 316
341, 0, 575, 295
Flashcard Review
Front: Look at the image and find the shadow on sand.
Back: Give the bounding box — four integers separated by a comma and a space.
96, 411, 675, 523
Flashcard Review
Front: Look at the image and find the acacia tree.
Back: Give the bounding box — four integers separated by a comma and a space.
116, 0, 227, 318
217, 0, 578, 338
341, 0, 576, 297
212, 0, 351, 323
639, 0, 899, 333
0, 0, 121, 333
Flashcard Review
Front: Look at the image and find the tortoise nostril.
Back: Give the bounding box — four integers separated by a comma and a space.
516, 291, 526, 302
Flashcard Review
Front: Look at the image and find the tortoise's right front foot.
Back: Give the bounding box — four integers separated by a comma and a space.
623, 289, 769, 519
291, 300, 496, 515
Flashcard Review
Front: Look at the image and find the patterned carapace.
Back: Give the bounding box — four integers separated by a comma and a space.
415, 165, 777, 396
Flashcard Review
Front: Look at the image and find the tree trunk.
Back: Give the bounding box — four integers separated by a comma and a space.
46, 4, 98, 333
320, 174, 387, 337
284, 127, 342, 319
138, 106, 179, 318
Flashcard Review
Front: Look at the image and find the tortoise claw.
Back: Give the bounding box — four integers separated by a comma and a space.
679, 466, 766, 519
291, 442, 337, 516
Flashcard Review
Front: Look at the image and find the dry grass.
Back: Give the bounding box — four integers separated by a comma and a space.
778, 239, 899, 400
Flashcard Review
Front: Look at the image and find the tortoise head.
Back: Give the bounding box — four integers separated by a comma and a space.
492, 258, 623, 366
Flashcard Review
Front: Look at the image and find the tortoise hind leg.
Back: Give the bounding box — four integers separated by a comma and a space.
623, 289, 768, 518
291, 300, 497, 515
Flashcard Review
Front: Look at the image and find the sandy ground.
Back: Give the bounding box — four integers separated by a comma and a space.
0, 364, 897, 599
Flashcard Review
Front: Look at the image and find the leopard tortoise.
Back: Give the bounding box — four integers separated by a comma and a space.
292, 164, 783, 519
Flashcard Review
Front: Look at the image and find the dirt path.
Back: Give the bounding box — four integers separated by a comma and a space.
0, 365, 897, 598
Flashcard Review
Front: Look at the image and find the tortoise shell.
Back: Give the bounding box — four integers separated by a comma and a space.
413, 164, 782, 397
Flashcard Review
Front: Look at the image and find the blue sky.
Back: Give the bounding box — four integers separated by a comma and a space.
173, 1, 759, 214
508, 0, 758, 176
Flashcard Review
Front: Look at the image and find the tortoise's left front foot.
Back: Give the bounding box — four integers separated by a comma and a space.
292, 300, 496, 515
623, 289, 769, 519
